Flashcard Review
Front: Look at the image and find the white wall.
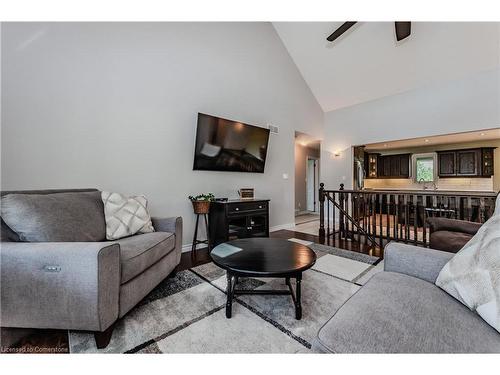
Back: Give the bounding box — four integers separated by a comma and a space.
1, 22, 324, 246
321, 68, 500, 190
294, 142, 320, 213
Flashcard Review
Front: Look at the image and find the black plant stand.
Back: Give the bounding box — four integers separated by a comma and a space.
191, 213, 211, 256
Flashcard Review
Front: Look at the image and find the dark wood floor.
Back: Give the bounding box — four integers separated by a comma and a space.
0, 228, 379, 353
272, 229, 383, 258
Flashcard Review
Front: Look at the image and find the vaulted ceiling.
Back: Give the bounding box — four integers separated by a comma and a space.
273, 22, 500, 112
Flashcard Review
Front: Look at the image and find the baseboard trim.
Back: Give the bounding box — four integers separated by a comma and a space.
181, 243, 206, 253
295, 210, 318, 216
269, 223, 295, 232
182, 222, 296, 252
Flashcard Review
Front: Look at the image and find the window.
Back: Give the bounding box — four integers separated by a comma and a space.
416, 157, 434, 182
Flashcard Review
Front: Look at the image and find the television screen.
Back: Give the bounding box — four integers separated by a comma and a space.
193, 113, 270, 173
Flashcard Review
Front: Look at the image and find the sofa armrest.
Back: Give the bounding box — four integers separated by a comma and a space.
0, 241, 120, 331
384, 241, 454, 283
152, 216, 183, 257
427, 217, 482, 235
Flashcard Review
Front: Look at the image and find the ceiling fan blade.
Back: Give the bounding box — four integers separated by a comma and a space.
326, 22, 357, 42
395, 21, 411, 41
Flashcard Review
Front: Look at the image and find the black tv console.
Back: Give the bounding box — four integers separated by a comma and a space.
209, 199, 270, 246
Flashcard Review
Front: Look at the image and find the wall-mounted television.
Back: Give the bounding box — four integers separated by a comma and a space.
193, 113, 270, 173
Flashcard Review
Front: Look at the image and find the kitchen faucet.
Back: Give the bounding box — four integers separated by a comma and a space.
419, 178, 438, 190
418, 178, 427, 189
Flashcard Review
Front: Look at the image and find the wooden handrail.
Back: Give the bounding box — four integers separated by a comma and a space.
322, 188, 498, 198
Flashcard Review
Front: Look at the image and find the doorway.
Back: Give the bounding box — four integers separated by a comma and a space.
294, 131, 321, 232
306, 157, 319, 212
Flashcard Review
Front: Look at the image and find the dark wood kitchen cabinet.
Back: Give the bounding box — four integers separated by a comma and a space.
438, 151, 456, 176
365, 153, 380, 179
482, 148, 495, 177
456, 149, 480, 176
382, 156, 391, 177
376, 153, 411, 179
389, 155, 400, 177
438, 147, 496, 177
398, 154, 410, 177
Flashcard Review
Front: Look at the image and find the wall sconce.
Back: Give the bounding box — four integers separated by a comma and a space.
333, 150, 341, 157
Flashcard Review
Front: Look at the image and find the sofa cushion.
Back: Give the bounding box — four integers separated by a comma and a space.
1, 191, 106, 242
428, 217, 482, 236
102, 191, 155, 240
429, 230, 473, 253
1, 218, 20, 242
436, 212, 500, 333
117, 232, 175, 284
315, 272, 500, 353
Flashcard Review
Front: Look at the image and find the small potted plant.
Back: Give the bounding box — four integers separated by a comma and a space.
188, 193, 215, 214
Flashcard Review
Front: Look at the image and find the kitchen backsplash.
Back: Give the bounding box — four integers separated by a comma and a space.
364, 177, 494, 192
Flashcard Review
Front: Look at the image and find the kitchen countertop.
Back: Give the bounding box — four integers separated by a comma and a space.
361, 188, 498, 197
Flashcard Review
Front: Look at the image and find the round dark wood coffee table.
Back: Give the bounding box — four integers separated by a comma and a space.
210, 238, 316, 320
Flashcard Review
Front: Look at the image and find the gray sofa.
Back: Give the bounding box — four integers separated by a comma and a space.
313, 241, 500, 353
0, 188, 182, 349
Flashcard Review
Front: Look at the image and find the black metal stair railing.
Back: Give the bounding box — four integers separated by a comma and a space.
319, 183, 497, 249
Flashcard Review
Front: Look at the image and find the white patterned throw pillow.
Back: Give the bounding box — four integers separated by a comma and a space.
436, 194, 500, 333
101, 191, 155, 240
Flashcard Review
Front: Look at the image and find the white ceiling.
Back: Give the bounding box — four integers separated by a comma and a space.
365, 127, 500, 151
273, 22, 500, 112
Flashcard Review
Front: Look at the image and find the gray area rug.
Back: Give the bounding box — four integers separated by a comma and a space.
69, 242, 382, 353
309, 243, 379, 265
